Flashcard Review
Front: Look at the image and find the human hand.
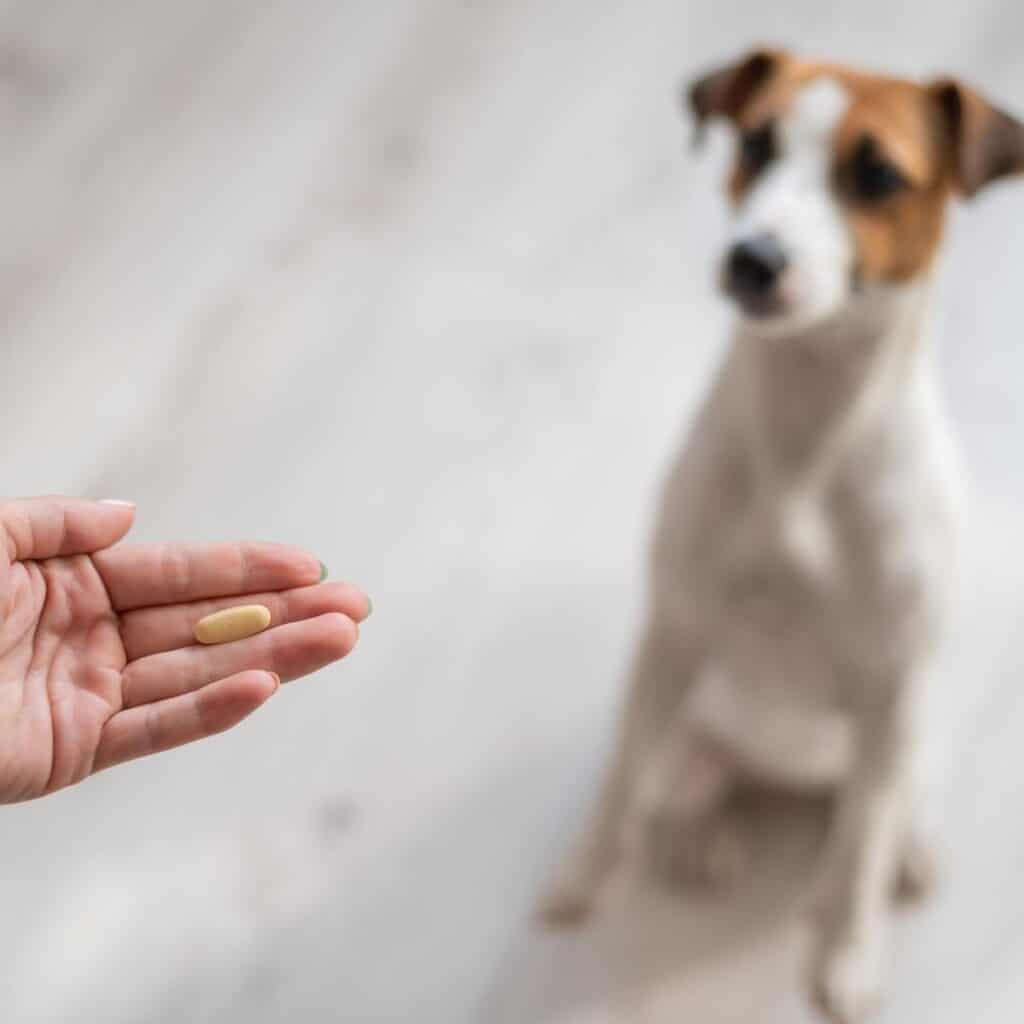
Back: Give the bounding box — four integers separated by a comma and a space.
0, 497, 369, 803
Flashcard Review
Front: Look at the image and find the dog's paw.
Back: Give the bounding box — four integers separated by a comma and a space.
647, 812, 746, 890
892, 833, 938, 906
810, 936, 884, 1024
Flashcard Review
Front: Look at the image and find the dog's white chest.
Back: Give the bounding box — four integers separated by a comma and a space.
686, 662, 855, 788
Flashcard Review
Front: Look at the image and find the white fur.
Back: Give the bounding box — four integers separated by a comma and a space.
541, 78, 964, 1024
732, 78, 856, 336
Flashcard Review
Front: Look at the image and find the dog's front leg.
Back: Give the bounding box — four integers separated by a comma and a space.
538, 618, 707, 925
810, 674, 920, 1024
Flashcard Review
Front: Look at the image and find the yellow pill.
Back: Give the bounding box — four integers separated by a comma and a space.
194, 604, 272, 645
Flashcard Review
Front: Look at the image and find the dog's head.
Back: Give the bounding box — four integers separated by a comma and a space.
689, 49, 1024, 335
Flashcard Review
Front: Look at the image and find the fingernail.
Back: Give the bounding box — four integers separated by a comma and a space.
319, 561, 328, 582
365, 595, 373, 617
268, 671, 281, 691
99, 499, 136, 507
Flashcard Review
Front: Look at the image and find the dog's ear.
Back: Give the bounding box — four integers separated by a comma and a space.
687, 48, 786, 145
930, 78, 1024, 197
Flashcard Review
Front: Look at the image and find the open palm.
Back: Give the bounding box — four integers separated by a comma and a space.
0, 497, 369, 803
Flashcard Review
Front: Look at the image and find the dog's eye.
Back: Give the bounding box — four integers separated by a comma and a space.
739, 121, 776, 174
849, 138, 908, 200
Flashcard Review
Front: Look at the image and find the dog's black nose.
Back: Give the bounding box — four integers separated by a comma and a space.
725, 234, 788, 301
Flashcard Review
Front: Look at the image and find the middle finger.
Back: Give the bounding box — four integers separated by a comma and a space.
121, 613, 358, 708
120, 582, 371, 660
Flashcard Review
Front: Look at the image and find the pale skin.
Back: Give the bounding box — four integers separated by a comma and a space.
0, 496, 371, 804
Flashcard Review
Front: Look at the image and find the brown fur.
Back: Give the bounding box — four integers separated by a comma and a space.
932, 78, 1024, 195
835, 82, 951, 281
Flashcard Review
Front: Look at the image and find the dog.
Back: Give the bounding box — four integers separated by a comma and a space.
540, 47, 1024, 1023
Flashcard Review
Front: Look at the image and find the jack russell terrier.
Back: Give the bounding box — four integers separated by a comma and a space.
540, 47, 1024, 1023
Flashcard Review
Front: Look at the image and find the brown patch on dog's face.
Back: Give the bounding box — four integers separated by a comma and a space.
832, 80, 953, 282
689, 50, 1024, 289
712, 57, 838, 202
727, 69, 954, 281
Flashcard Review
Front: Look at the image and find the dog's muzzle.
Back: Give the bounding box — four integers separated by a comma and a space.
722, 232, 788, 316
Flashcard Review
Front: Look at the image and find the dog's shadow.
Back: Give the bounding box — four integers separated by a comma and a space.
480, 792, 831, 1024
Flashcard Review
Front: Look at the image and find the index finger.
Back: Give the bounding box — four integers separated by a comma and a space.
1, 496, 135, 563
94, 541, 323, 611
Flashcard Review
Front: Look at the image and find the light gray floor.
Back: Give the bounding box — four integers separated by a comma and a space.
2, 2, 1024, 1021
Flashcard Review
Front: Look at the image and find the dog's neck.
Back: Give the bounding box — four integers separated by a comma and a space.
732, 274, 936, 496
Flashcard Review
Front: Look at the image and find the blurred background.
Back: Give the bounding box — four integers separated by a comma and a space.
1, 1, 1023, 1021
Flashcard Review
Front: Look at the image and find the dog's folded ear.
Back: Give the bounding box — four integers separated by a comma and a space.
686, 48, 787, 146
930, 79, 1024, 197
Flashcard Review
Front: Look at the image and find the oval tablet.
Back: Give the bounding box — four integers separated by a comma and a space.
194, 604, 272, 645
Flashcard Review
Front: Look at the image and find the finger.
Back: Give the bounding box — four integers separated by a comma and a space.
121, 582, 371, 660
93, 670, 278, 772
94, 541, 322, 612
1, 497, 135, 563
122, 612, 357, 708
